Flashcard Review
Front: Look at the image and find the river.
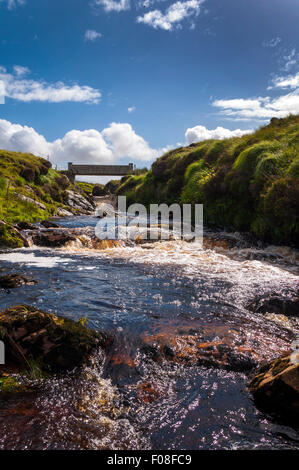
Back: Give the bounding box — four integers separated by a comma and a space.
0, 214, 298, 450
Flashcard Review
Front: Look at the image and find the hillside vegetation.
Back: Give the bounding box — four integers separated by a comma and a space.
0, 150, 77, 224
117, 115, 299, 246
0, 150, 96, 247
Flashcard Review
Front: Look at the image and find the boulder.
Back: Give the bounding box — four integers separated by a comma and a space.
247, 292, 299, 317
32, 230, 77, 248
55, 174, 70, 189
40, 220, 61, 229
56, 208, 73, 217
104, 180, 120, 194
0, 305, 104, 372
15, 221, 36, 231
248, 353, 299, 424
0, 274, 36, 289
92, 184, 106, 197
66, 190, 95, 213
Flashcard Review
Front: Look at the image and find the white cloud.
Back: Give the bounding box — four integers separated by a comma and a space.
52, 130, 114, 164
13, 65, 30, 77
271, 72, 299, 89
128, 106, 136, 113
84, 30, 102, 42
0, 119, 51, 156
93, 0, 130, 12
0, 67, 101, 104
137, 0, 205, 31
263, 37, 281, 48
185, 125, 252, 145
0, 119, 167, 166
102, 122, 164, 161
0, 0, 25, 9
213, 91, 299, 120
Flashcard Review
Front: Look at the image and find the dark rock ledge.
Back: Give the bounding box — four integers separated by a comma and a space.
0, 305, 106, 395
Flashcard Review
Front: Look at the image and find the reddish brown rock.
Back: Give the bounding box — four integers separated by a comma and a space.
248, 353, 299, 424
32, 230, 77, 248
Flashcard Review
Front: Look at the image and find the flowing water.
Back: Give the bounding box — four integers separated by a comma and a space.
0, 214, 298, 450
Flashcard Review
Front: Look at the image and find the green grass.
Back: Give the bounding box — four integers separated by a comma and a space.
0, 149, 92, 226
118, 115, 299, 246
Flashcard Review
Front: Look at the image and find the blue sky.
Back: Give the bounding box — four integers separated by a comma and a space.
0, 0, 298, 180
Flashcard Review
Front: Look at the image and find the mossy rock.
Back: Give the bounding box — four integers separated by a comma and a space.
0, 305, 105, 372
0, 375, 26, 396
248, 353, 299, 424
0, 223, 24, 248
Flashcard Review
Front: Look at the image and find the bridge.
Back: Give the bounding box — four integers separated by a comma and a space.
67, 162, 134, 183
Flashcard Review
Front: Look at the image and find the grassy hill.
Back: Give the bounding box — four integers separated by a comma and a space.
117, 115, 299, 246
0, 150, 75, 224
0, 150, 97, 247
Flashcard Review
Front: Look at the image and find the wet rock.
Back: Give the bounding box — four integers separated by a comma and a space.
0, 305, 104, 372
95, 211, 108, 219
247, 292, 299, 317
40, 220, 61, 229
15, 221, 36, 231
0, 274, 37, 289
140, 322, 292, 372
66, 190, 95, 214
91, 239, 121, 250
248, 353, 299, 424
56, 208, 73, 217
32, 229, 77, 248
137, 382, 160, 403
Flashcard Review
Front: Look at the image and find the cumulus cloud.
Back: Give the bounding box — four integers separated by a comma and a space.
0, 67, 101, 104
84, 30, 102, 41
53, 130, 113, 164
0, 119, 166, 167
128, 106, 136, 113
93, 0, 130, 12
213, 91, 299, 120
0, 119, 51, 156
102, 122, 164, 161
185, 125, 252, 145
137, 0, 204, 31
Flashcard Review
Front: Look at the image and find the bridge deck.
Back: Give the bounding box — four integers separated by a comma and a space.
67, 162, 134, 182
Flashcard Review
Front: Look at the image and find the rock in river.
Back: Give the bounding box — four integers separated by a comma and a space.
0, 274, 36, 289
248, 353, 299, 424
40, 220, 61, 229
0, 305, 105, 372
247, 292, 299, 317
32, 229, 77, 248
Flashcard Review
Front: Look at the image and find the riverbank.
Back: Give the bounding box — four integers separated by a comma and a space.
117, 115, 299, 246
